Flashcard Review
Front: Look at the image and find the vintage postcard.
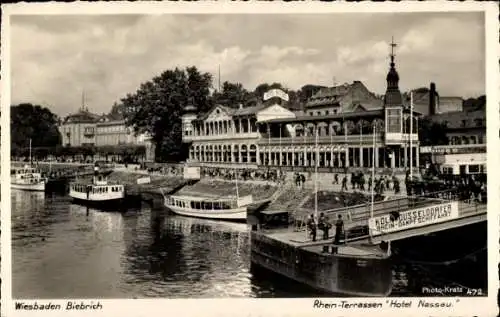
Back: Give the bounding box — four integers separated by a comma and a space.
1, 2, 499, 317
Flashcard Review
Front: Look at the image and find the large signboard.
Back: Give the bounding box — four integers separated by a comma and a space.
263, 89, 289, 102
183, 166, 201, 180
368, 201, 459, 236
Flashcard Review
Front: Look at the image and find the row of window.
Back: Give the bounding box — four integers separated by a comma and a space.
308, 109, 339, 116
442, 164, 486, 175
166, 198, 235, 210
72, 185, 123, 193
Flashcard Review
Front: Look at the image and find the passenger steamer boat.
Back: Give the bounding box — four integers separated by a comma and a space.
69, 174, 127, 210
163, 194, 252, 221
163, 165, 253, 221
11, 165, 47, 192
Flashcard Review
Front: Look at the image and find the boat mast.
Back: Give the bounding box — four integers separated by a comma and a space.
370, 124, 376, 219
29, 138, 32, 165
235, 167, 239, 199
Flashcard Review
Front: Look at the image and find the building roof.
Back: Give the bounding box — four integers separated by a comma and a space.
63, 109, 101, 124
261, 109, 385, 125
306, 81, 383, 111
196, 100, 275, 121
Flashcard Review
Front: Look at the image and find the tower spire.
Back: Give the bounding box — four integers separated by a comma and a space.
390, 36, 397, 66
384, 37, 402, 107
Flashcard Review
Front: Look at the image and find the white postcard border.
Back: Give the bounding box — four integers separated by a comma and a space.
1, 2, 499, 317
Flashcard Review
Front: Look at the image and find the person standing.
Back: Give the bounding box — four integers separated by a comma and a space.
307, 214, 317, 242
318, 212, 331, 240
341, 175, 348, 192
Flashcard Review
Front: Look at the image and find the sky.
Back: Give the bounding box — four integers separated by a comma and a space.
10, 12, 485, 117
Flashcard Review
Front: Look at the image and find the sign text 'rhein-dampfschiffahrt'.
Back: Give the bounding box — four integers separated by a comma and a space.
368, 201, 459, 236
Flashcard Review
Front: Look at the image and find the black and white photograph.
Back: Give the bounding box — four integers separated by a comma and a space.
1, 2, 499, 317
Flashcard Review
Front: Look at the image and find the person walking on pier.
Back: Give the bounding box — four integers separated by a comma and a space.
307, 214, 317, 242
334, 214, 345, 245
368, 176, 372, 191
318, 212, 331, 240
334, 173, 339, 185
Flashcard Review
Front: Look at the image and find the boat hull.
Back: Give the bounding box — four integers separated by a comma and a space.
11, 181, 46, 192
250, 231, 393, 297
71, 197, 138, 212
165, 204, 248, 221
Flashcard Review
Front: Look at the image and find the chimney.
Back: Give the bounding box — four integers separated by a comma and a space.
429, 82, 437, 115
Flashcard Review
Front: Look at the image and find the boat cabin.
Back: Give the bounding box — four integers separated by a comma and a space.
165, 195, 239, 211
11, 166, 42, 176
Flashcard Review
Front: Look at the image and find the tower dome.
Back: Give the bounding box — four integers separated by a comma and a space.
184, 97, 197, 113
384, 37, 403, 107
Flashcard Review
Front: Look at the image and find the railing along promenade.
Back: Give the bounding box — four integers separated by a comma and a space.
293, 188, 487, 246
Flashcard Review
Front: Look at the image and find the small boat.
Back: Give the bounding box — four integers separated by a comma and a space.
69, 174, 128, 210
11, 165, 47, 192
11, 139, 46, 192
163, 194, 252, 221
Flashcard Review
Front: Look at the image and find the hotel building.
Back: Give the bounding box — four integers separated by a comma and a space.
182, 42, 421, 173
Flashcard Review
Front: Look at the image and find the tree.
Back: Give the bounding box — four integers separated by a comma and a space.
253, 82, 284, 101
119, 66, 213, 162
212, 81, 253, 108
418, 116, 449, 146
11, 103, 62, 156
463, 95, 486, 112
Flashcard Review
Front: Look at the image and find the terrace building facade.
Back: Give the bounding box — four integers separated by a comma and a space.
182, 42, 420, 173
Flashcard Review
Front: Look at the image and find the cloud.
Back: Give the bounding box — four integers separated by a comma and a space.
9, 12, 485, 116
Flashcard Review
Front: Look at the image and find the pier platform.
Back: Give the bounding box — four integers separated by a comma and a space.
260, 195, 486, 248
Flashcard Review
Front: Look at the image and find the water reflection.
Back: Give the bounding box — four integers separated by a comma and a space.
12, 192, 253, 298
12, 191, 484, 299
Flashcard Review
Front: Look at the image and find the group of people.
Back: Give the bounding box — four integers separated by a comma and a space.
334, 172, 401, 195
405, 172, 487, 203
306, 213, 345, 246
201, 167, 286, 183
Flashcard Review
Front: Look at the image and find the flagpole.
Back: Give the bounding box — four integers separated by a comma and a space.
315, 127, 319, 220
218, 65, 221, 92
367, 123, 376, 241
279, 124, 282, 167
29, 138, 32, 165
360, 121, 362, 167
410, 91, 414, 180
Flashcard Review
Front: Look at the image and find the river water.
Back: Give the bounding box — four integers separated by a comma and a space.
11, 190, 485, 299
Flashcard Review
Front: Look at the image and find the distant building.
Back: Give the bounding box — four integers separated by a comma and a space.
95, 113, 139, 146
429, 109, 486, 145
403, 82, 463, 116
420, 108, 486, 175
58, 106, 155, 161
59, 109, 101, 147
